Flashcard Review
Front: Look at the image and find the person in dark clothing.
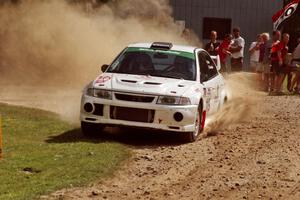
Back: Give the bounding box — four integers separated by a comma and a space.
205, 31, 220, 56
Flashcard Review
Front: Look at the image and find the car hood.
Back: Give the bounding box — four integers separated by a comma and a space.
92, 73, 196, 96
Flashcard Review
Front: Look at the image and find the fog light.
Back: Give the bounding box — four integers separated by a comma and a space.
174, 112, 183, 122
84, 103, 93, 113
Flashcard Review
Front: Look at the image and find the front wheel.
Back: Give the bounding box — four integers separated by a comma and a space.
81, 121, 104, 137
183, 105, 205, 143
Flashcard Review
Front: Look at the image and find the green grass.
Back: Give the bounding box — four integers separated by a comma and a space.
0, 104, 130, 200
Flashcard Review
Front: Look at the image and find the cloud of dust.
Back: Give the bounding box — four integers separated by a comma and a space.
0, 0, 199, 86
0, 0, 200, 123
205, 72, 261, 134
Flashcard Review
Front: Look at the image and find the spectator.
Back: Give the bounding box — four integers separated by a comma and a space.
269, 31, 280, 92
270, 30, 281, 93
205, 31, 220, 56
259, 33, 271, 91
290, 37, 300, 93
249, 34, 263, 72
270, 31, 289, 94
281, 34, 292, 92
217, 34, 232, 73
229, 27, 245, 72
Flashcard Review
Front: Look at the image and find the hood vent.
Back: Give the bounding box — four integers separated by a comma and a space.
144, 82, 162, 85
121, 79, 137, 83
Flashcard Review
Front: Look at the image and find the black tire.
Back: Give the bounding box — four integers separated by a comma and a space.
81, 121, 104, 137
183, 104, 203, 143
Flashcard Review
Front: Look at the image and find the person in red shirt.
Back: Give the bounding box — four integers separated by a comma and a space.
270, 31, 289, 94
217, 34, 232, 73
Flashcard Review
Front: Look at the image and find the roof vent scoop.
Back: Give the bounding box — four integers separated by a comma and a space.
150, 42, 173, 50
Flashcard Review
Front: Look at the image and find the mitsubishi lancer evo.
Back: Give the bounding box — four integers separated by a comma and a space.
80, 42, 227, 142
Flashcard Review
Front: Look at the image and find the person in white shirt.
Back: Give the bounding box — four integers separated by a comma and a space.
229, 27, 245, 72
249, 34, 263, 72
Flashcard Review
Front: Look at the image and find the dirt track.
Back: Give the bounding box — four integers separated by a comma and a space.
43, 93, 300, 200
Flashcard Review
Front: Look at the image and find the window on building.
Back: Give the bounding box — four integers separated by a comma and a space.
203, 17, 232, 40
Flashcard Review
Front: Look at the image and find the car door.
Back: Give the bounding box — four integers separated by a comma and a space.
210, 55, 227, 107
197, 51, 221, 114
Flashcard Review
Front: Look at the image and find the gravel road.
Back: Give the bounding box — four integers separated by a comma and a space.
47, 78, 300, 200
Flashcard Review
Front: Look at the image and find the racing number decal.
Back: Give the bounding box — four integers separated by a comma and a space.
96, 76, 111, 83
204, 87, 219, 112
205, 87, 219, 99
204, 88, 211, 112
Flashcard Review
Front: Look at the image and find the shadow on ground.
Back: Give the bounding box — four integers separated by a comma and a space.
46, 127, 187, 147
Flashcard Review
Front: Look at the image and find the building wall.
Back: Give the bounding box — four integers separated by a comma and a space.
170, 0, 283, 68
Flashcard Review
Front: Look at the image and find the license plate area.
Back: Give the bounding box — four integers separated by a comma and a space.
110, 106, 155, 123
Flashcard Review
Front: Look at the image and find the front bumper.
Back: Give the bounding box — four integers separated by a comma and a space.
80, 94, 198, 132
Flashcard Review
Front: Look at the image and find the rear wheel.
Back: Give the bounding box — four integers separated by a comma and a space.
183, 104, 205, 143
81, 121, 104, 137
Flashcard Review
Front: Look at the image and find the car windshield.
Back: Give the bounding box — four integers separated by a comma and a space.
107, 47, 196, 81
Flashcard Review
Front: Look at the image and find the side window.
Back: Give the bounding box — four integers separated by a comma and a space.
204, 53, 218, 78
198, 52, 218, 82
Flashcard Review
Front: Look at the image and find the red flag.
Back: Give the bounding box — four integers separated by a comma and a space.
272, 0, 300, 30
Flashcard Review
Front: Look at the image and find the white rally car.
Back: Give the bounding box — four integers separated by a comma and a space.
80, 42, 227, 142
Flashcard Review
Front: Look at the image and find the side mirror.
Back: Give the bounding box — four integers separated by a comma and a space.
101, 64, 109, 72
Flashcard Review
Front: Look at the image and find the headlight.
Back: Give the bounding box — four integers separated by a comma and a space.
86, 88, 112, 100
157, 96, 191, 105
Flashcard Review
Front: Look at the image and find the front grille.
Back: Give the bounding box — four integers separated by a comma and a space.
110, 106, 155, 123
115, 93, 155, 103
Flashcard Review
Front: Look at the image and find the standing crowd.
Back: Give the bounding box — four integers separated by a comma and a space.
204, 28, 300, 95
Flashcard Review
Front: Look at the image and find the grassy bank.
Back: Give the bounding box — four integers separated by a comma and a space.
0, 104, 129, 200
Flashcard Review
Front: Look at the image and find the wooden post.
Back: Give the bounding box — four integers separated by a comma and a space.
0, 115, 2, 159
